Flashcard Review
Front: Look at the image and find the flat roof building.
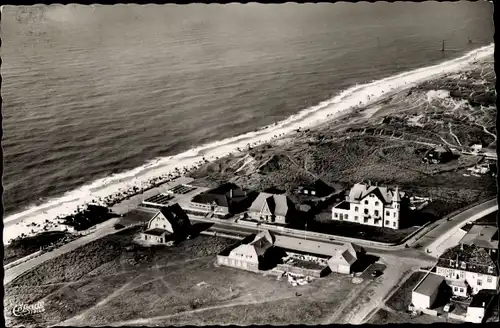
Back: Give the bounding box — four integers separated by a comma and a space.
412, 273, 445, 310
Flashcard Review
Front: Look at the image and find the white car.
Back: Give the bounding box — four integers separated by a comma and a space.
443, 303, 454, 313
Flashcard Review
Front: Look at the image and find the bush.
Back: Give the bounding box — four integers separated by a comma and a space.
113, 223, 125, 230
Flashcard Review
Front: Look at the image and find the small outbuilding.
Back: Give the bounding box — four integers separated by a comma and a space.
423, 145, 453, 164
411, 273, 445, 310
465, 289, 496, 323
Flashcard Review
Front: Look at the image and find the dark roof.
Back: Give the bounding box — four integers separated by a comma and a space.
298, 179, 335, 194
158, 203, 191, 234
143, 228, 168, 236
413, 273, 444, 296
470, 289, 497, 308
437, 244, 498, 276
334, 201, 350, 210
191, 183, 247, 207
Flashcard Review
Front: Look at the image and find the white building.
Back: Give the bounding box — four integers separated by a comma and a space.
141, 204, 192, 244
411, 273, 444, 310
248, 192, 296, 225
217, 230, 274, 272
465, 289, 497, 323
331, 182, 406, 230
273, 235, 362, 274
436, 243, 499, 296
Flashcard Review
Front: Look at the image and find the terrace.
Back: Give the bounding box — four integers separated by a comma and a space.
169, 184, 197, 195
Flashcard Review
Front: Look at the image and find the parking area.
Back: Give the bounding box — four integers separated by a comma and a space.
168, 184, 197, 195
359, 262, 387, 280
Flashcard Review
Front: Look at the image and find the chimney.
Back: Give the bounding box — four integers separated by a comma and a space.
482, 302, 485, 307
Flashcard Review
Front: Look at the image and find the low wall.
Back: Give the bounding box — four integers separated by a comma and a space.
421, 308, 439, 317
238, 220, 259, 227
5, 250, 43, 270
276, 263, 325, 278
448, 313, 466, 321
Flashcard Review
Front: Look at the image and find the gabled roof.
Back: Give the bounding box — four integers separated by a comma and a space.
459, 225, 498, 250
191, 183, 247, 207
347, 182, 405, 204
248, 231, 274, 256
249, 192, 295, 217
154, 203, 191, 235
329, 249, 357, 266
413, 273, 444, 296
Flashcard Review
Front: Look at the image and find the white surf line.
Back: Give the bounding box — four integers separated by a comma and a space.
3, 44, 494, 244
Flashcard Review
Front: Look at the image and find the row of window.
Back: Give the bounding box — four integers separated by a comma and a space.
353, 206, 397, 218
233, 253, 254, 259
144, 235, 164, 243
453, 286, 465, 293
448, 261, 495, 274
441, 268, 494, 283
334, 212, 396, 227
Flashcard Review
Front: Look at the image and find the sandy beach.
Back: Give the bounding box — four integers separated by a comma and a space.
3, 43, 494, 245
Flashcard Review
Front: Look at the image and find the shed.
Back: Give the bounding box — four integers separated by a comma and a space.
411, 273, 444, 310
466, 289, 496, 323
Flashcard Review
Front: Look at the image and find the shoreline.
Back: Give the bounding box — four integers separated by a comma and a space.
3, 43, 494, 245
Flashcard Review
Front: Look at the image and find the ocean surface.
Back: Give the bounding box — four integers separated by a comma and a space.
1, 2, 494, 218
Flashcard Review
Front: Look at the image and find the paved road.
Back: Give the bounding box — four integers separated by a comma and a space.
4, 218, 119, 286
416, 198, 497, 255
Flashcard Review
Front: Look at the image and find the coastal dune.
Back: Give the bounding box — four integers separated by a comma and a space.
3, 43, 494, 245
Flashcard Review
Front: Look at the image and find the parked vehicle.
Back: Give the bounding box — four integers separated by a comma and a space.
443, 303, 454, 313
371, 270, 383, 277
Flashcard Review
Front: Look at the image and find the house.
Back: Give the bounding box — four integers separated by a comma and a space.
188, 183, 250, 218
141, 204, 192, 244
465, 289, 497, 323
296, 179, 335, 198
471, 144, 483, 154
331, 182, 407, 230
248, 192, 297, 225
423, 145, 454, 164
217, 230, 275, 272
459, 225, 498, 256
435, 244, 499, 296
411, 273, 445, 310
273, 235, 363, 275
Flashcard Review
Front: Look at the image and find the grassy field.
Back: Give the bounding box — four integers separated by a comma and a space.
5, 228, 372, 327
188, 58, 496, 231
4, 231, 75, 266
368, 308, 457, 324
386, 271, 426, 312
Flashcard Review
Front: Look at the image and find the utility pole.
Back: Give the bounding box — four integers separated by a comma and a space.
304, 220, 307, 241
441, 40, 445, 52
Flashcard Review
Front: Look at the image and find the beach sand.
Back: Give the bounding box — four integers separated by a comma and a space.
3, 44, 494, 245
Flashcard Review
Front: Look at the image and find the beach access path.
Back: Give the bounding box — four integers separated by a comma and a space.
4, 218, 119, 286
110, 176, 197, 215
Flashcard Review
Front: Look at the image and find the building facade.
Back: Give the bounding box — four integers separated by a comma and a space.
411, 273, 445, 310
217, 230, 274, 272
188, 183, 250, 218
141, 204, 191, 244
436, 244, 499, 296
248, 192, 296, 225
331, 182, 406, 230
